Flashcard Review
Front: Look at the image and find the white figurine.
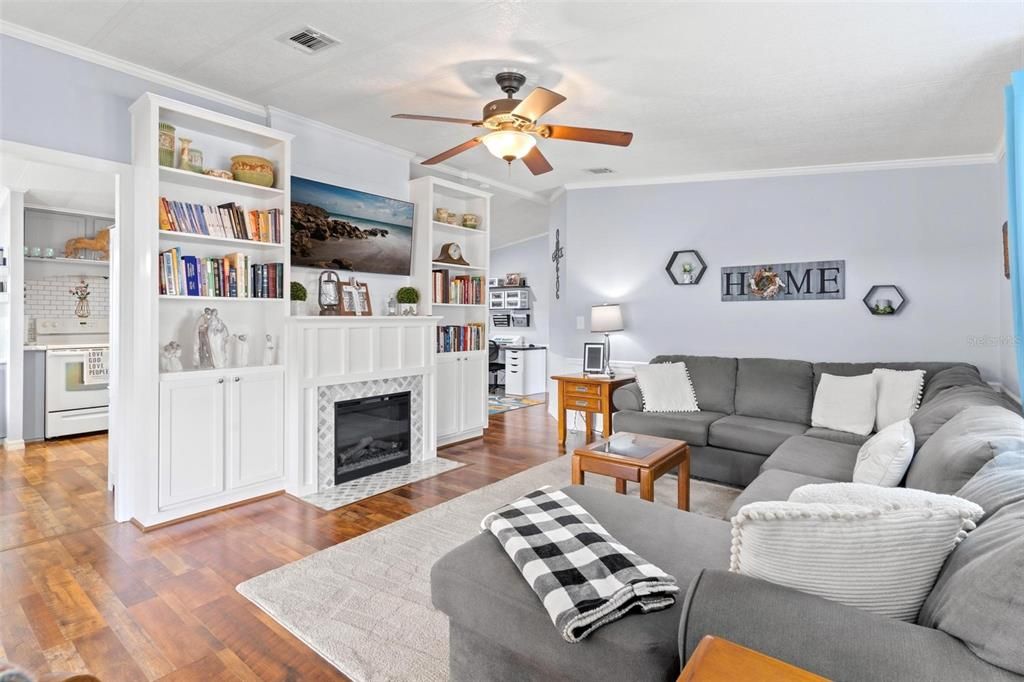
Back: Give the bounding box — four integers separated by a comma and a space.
232, 333, 249, 367
194, 307, 229, 369
160, 341, 183, 372
263, 334, 276, 366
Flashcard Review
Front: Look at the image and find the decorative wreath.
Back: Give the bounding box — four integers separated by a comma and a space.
749, 267, 785, 299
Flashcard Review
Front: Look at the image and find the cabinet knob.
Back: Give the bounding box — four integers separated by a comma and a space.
234, 376, 241, 382
217, 378, 224, 384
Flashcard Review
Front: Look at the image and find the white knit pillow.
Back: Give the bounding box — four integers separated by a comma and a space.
634, 362, 699, 412
853, 419, 915, 486
811, 373, 877, 435
789, 482, 983, 519
873, 368, 925, 431
730, 492, 981, 622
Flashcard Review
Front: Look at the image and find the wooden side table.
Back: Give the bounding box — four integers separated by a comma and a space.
679, 636, 829, 681
551, 373, 635, 446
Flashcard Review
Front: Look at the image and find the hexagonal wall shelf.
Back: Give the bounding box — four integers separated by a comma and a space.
666, 250, 707, 285
863, 285, 906, 316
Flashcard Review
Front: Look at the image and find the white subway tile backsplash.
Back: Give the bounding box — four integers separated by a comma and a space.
25, 275, 110, 336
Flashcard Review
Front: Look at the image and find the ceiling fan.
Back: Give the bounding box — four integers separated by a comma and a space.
392, 72, 633, 175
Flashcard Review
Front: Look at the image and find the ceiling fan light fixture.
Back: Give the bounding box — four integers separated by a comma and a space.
482, 130, 536, 162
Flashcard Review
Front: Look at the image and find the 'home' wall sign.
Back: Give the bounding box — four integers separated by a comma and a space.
721, 260, 845, 302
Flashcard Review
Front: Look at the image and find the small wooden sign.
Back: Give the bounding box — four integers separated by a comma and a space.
721, 260, 845, 302
340, 279, 373, 316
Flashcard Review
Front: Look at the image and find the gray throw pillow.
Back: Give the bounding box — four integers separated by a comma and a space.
908, 386, 1017, 451
920, 366, 987, 405
917, 499, 1024, 675
906, 406, 1024, 495
955, 451, 1024, 521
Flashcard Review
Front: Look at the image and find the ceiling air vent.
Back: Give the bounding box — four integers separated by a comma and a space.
280, 26, 338, 54
584, 167, 615, 175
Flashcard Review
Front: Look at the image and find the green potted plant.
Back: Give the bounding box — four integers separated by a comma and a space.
396, 286, 420, 316
290, 281, 308, 316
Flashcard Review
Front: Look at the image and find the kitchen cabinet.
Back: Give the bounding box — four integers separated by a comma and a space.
158, 366, 284, 513
436, 352, 487, 443
23, 350, 45, 441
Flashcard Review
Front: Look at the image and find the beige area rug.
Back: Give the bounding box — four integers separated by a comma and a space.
237, 455, 740, 682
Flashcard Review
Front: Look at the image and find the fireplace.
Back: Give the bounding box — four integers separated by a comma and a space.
334, 391, 412, 485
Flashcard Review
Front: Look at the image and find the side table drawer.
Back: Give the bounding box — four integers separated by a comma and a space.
565, 395, 602, 411
564, 382, 600, 396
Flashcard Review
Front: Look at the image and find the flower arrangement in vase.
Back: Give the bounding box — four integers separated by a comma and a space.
69, 281, 91, 318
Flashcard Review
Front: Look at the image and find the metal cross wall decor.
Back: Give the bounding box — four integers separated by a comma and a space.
551, 229, 565, 300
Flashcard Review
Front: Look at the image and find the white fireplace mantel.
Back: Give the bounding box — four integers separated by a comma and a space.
285, 315, 442, 497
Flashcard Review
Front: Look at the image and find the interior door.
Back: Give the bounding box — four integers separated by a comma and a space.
228, 370, 284, 489
435, 355, 460, 438
158, 374, 226, 509
460, 354, 487, 432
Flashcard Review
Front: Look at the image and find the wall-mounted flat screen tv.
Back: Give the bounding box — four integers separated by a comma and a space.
290, 176, 415, 276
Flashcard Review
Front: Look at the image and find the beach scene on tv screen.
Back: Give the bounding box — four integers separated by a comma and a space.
291, 176, 414, 276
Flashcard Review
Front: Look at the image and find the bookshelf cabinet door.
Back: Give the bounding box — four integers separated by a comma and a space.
158, 375, 227, 509
228, 369, 285, 490
436, 356, 460, 438
459, 354, 487, 433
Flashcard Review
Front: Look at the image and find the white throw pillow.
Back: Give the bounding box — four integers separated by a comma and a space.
811, 373, 877, 436
788, 482, 983, 521
730, 495, 981, 621
852, 419, 916, 486
634, 362, 699, 413
873, 369, 926, 431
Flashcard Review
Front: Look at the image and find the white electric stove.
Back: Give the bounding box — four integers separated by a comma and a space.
35, 318, 110, 438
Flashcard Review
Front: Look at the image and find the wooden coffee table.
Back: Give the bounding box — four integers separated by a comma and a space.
571, 432, 690, 510
678, 636, 828, 681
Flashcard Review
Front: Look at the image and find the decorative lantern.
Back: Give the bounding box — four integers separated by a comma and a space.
318, 270, 341, 315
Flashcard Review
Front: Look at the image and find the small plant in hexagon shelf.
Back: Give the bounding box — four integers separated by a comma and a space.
863, 285, 906, 316
665, 250, 707, 285
397, 286, 420, 316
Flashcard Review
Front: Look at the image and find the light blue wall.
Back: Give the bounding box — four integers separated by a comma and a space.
490, 235, 550, 346
553, 164, 1005, 380
0, 35, 263, 163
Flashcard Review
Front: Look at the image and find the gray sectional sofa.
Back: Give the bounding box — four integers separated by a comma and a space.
432, 355, 1024, 681
612, 355, 994, 486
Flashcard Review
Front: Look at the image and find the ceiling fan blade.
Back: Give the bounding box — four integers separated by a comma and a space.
511, 87, 566, 122
521, 146, 554, 176
392, 114, 481, 126
545, 124, 633, 147
421, 138, 483, 165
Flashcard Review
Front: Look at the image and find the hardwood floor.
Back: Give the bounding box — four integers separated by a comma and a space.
1, 401, 570, 680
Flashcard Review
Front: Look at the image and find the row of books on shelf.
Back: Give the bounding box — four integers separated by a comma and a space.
437, 323, 485, 353
432, 269, 485, 304
159, 247, 283, 299
159, 197, 282, 244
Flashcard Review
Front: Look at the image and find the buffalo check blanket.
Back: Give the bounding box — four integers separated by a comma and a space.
481, 487, 679, 643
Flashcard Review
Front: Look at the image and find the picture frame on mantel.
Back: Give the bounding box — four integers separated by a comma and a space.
340, 280, 373, 316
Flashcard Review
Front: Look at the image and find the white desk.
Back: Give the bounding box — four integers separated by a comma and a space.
501, 345, 547, 396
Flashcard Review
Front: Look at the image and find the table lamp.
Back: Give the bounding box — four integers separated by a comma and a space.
591, 303, 624, 377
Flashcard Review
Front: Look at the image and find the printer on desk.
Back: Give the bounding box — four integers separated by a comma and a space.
489, 335, 547, 396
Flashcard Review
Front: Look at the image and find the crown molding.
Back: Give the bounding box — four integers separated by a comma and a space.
562, 153, 999, 192
0, 21, 267, 117
266, 107, 415, 159
412, 159, 549, 205
491, 231, 547, 251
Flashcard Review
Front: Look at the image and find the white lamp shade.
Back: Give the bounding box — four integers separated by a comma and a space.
591, 303, 624, 333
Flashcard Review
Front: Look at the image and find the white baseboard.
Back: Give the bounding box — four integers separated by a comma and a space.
2, 439, 26, 450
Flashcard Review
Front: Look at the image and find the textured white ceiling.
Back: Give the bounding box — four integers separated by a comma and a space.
2, 1, 1021, 200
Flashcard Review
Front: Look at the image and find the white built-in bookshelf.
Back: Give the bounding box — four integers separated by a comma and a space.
410, 176, 491, 445
130, 93, 292, 527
